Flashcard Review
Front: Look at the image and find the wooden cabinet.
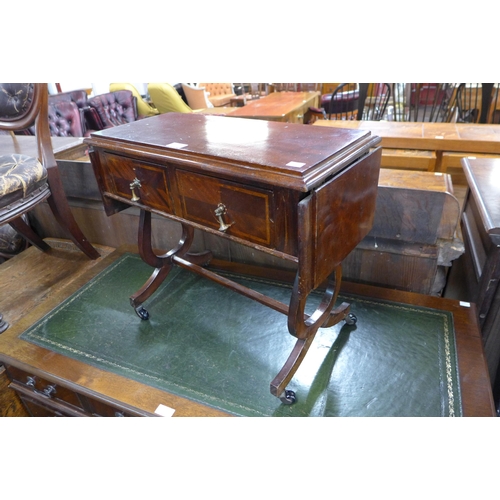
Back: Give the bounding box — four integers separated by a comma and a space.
460, 158, 500, 402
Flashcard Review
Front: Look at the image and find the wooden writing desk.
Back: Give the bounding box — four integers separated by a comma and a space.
229, 91, 320, 123
86, 112, 381, 404
313, 120, 500, 183
0, 242, 494, 417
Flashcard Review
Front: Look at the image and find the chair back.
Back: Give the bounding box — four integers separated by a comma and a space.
181, 84, 213, 110
48, 100, 85, 137
456, 83, 500, 123
0, 83, 56, 169
359, 83, 391, 120
324, 83, 360, 120
392, 83, 456, 122
1, 83, 44, 131
109, 83, 159, 117
488, 85, 500, 123
87, 90, 138, 130
48, 89, 90, 134
147, 83, 193, 114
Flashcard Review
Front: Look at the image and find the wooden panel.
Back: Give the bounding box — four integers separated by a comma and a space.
0, 365, 28, 417
342, 237, 439, 294
381, 148, 436, 171
310, 148, 381, 287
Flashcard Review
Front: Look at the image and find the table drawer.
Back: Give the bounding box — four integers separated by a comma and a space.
101, 152, 172, 213
175, 169, 275, 247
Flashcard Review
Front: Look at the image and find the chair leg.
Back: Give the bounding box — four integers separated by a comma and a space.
45, 168, 100, 260
9, 217, 50, 251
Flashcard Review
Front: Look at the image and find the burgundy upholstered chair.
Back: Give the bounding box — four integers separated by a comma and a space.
15, 90, 90, 137
86, 90, 138, 131
49, 89, 90, 134
47, 100, 86, 137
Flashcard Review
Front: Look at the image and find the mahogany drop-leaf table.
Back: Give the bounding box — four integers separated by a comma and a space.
86, 113, 382, 404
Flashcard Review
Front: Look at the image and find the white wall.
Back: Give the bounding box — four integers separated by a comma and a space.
53, 82, 157, 97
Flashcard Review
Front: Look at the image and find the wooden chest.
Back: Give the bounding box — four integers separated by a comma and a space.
342, 169, 464, 295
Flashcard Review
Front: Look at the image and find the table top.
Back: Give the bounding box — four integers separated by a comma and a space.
313, 120, 500, 153
229, 91, 319, 119
462, 157, 500, 241
86, 112, 379, 191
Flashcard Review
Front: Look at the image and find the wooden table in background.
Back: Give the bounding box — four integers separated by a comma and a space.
229, 91, 319, 123
313, 120, 500, 184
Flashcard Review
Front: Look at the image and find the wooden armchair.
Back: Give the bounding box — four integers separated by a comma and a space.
0, 83, 100, 331
0, 84, 99, 259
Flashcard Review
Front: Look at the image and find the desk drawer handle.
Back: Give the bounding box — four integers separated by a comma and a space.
130, 178, 142, 202
214, 203, 234, 232
43, 385, 57, 398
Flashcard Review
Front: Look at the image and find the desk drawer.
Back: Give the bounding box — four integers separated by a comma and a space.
5, 365, 144, 417
101, 152, 172, 213
175, 169, 274, 247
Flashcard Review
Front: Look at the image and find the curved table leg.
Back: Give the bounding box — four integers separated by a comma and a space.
287, 266, 343, 340
130, 210, 211, 319
272, 266, 355, 404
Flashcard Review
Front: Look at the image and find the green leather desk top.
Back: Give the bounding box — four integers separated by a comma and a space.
20, 253, 462, 417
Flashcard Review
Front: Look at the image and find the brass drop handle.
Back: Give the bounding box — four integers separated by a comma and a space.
43, 385, 57, 398
214, 203, 234, 232
130, 177, 141, 202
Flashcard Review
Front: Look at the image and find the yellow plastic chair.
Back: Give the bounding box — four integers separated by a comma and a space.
147, 83, 193, 114
109, 83, 159, 117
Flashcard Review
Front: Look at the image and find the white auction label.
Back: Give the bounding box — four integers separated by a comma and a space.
286, 161, 306, 168
155, 404, 176, 417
